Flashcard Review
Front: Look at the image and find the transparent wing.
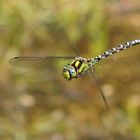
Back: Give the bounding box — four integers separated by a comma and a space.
9, 56, 75, 69
89, 68, 109, 109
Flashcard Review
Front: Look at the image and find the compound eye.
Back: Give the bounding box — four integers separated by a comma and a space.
62, 69, 71, 80
69, 67, 76, 77
62, 65, 77, 80
70, 69, 74, 74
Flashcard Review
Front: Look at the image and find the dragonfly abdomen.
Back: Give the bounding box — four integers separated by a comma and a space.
92, 40, 140, 63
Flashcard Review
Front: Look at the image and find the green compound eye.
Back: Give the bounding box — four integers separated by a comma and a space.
62, 65, 77, 80
62, 69, 71, 80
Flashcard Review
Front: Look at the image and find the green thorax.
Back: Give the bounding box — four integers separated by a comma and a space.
70, 59, 90, 75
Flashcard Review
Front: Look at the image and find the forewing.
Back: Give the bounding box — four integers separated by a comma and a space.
9, 56, 75, 69
9, 56, 76, 81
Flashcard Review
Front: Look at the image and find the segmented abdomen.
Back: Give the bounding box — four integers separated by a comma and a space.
92, 40, 140, 63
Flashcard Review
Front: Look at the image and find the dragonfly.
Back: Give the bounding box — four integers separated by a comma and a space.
10, 39, 140, 108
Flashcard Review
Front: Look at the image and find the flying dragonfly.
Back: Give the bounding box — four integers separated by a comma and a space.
10, 39, 140, 108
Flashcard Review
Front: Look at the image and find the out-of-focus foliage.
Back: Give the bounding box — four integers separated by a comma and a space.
0, 0, 140, 140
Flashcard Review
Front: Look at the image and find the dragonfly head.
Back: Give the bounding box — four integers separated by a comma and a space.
62, 64, 77, 80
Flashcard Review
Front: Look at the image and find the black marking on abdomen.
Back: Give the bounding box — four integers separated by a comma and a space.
93, 40, 140, 63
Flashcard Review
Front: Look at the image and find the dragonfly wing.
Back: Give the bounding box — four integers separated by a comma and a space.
89, 68, 109, 109
9, 56, 75, 69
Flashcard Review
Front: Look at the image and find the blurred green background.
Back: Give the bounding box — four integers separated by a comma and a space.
0, 0, 140, 140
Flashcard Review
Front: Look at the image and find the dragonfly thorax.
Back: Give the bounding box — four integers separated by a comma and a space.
62, 58, 91, 80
